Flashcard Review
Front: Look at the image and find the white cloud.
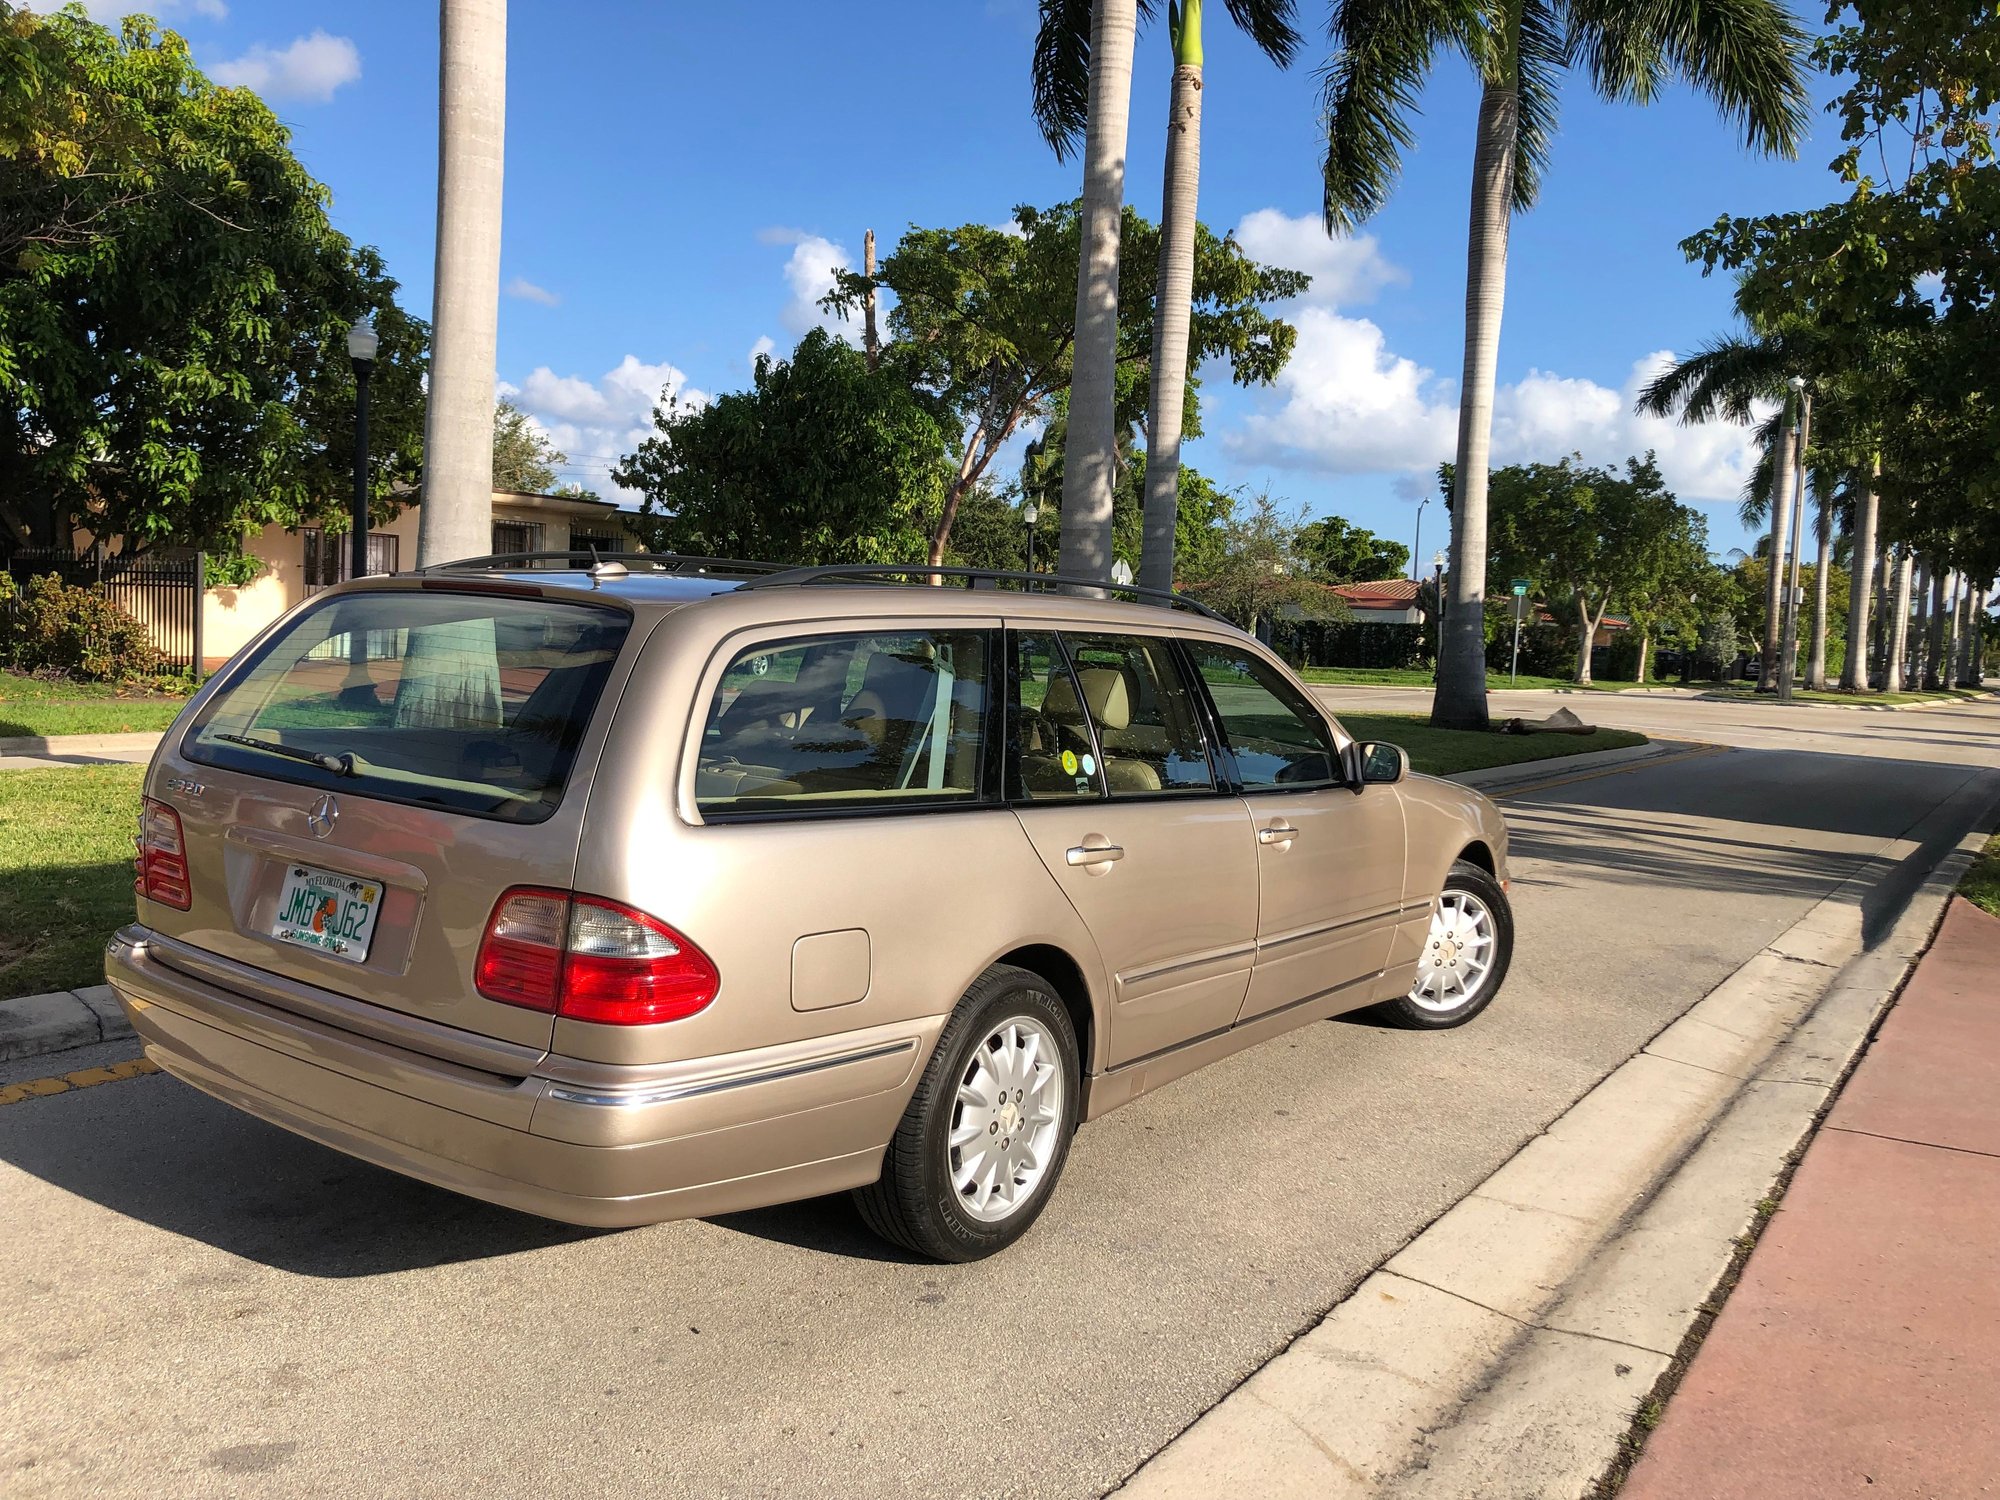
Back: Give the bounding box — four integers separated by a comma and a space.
778, 234, 865, 342
500, 356, 708, 501
209, 30, 360, 104
1226, 319, 1766, 507
1231, 209, 1408, 308
505, 276, 560, 307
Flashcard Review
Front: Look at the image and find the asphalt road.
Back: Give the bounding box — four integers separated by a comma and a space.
4, 693, 1997, 1500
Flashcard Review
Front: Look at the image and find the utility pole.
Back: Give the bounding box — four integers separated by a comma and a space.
416, 0, 507, 568
863, 229, 880, 373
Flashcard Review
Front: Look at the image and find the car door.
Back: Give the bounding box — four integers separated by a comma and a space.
1183, 638, 1410, 1024
1006, 629, 1260, 1069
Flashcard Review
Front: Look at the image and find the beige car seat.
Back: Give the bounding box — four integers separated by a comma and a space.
1041, 667, 1163, 793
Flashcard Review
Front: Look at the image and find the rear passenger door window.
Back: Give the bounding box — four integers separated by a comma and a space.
1008, 632, 1107, 801
1058, 634, 1216, 796
1185, 641, 1339, 789
697, 630, 991, 815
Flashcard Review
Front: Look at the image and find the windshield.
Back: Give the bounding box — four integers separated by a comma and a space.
185, 589, 631, 823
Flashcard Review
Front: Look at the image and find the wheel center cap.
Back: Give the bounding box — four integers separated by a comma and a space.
998, 1101, 1021, 1135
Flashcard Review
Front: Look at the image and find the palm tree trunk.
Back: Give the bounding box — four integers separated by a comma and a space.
1842, 459, 1879, 691
1807, 490, 1831, 690
1758, 408, 1796, 691
1943, 572, 1964, 687
1432, 78, 1516, 732
1637, 625, 1651, 685
1137, 2, 1204, 599
1920, 568, 1936, 692
1885, 546, 1913, 692
416, 0, 507, 569
1056, 0, 1138, 586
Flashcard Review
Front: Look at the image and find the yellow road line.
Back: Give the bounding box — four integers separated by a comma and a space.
1489, 742, 1729, 801
0, 1056, 156, 1107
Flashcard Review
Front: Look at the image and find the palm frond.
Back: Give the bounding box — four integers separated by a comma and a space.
1318, 0, 1480, 231
1509, 0, 1570, 210
1223, 0, 1305, 65
1634, 330, 1788, 424
1569, 0, 1810, 158
1031, 0, 1162, 160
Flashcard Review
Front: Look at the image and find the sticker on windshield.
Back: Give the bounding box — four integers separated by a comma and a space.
1081, 753, 1097, 776
1061, 750, 1079, 776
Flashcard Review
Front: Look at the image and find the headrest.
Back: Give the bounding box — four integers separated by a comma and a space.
1043, 666, 1131, 730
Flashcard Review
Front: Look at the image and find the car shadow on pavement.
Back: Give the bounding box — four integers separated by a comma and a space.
705, 1199, 930, 1264
0, 1072, 604, 1276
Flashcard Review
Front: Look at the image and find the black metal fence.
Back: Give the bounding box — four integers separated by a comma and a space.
4, 546, 205, 675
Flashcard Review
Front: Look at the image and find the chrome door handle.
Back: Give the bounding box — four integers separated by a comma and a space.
1258, 824, 1299, 845
1066, 842, 1125, 866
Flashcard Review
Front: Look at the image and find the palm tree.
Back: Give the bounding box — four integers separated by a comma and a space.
1636, 325, 1813, 691
1154, 4, 1307, 593
417, 0, 508, 569
1036, 0, 1141, 584
1321, 1, 1809, 728
1037, 2, 1299, 593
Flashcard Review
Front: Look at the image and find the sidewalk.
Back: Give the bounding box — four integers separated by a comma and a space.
0, 729, 160, 770
1622, 896, 2000, 1498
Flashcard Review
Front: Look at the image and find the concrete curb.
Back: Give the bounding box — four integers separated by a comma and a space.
1113, 772, 2000, 1500
1691, 691, 1994, 713
1445, 739, 1700, 792
0, 730, 165, 757
0, 983, 133, 1064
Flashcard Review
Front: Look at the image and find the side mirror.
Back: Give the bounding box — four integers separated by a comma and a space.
1357, 741, 1408, 786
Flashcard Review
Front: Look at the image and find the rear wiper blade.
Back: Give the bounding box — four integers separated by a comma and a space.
215, 732, 356, 777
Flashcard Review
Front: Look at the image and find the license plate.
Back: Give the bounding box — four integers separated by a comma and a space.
271, 863, 382, 964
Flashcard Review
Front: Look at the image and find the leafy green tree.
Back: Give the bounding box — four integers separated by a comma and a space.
1294, 513, 1409, 583
1319, 0, 1810, 728
824, 200, 1304, 568
1484, 454, 1703, 685
614, 329, 950, 565
0, 7, 428, 559
492, 398, 566, 493
1178, 489, 1348, 629
1684, 3, 2000, 684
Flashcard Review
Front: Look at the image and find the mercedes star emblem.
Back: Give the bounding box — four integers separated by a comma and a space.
306, 793, 339, 839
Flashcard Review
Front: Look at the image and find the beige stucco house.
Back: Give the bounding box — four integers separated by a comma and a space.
201, 488, 635, 662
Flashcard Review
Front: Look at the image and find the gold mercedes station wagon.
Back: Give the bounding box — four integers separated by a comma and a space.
108, 556, 1512, 1262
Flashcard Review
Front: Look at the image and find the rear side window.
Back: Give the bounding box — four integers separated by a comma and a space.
697, 630, 991, 816
1186, 641, 1340, 789
185, 590, 629, 823
1060, 634, 1216, 795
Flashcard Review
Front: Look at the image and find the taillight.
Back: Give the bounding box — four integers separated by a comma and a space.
135, 797, 192, 910
474, 887, 720, 1025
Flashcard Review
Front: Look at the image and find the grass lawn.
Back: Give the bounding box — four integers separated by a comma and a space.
1333, 711, 1650, 779
1962, 834, 2000, 920
0, 763, 143, 997
1297, 666, 1640, 692
0, 670, 191, 739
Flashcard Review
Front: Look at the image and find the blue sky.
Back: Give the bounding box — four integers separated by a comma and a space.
63, 0, 1847, 559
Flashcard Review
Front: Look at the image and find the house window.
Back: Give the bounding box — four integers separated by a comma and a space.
302, 529, 399, 592
568, 527, 626, 556
492, 520, 543, 558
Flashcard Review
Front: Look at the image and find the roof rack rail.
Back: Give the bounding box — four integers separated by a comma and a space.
418, 550, 790, 577
735, 564, 1233, 624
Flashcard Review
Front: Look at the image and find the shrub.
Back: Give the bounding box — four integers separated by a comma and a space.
4, 573, 161, 681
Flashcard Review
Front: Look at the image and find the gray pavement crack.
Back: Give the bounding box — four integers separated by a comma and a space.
1385, 1270, 1674, 1361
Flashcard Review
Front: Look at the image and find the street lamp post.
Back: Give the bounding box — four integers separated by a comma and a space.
1433, 550, 1447, 668
1023, 502, 1040, 575
1777, 377, 1812, 703
347, 317, 380, 581
1412, 495, 1429, 582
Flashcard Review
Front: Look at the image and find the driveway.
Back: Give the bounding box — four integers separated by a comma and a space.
3, 693, 1997, 1499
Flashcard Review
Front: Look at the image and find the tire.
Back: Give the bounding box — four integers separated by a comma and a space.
854, 964, 1080, 1262
1373, 859, 1514, 1030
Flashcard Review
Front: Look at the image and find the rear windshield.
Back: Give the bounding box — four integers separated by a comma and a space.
185, 589, 631, 823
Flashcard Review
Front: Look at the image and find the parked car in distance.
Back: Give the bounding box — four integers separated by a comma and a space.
109, 556, 1513, 1262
